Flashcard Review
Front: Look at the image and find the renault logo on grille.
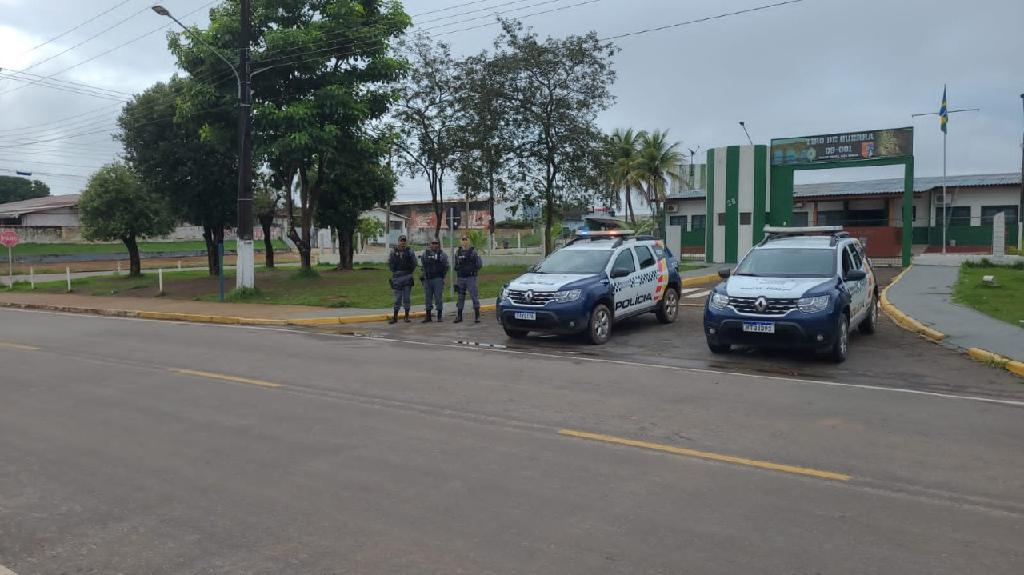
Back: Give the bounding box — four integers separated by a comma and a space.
525, 290, 534, 303
754, 296, 768, 313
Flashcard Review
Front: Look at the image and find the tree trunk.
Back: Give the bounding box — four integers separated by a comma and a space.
488, 173, 496, 251
544, 193, 555, 256
624, 185, 636, 225
202, 226, 220, 275
259, 214, 275, 268
122, 233, 141, 278
337, 227, 355, 270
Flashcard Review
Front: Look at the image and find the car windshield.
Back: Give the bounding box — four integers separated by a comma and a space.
734, 248, 836, 278
534, 249, 612, 274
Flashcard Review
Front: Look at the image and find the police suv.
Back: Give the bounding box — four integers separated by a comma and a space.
497, 230, 682, 344
703, 226, 878, 363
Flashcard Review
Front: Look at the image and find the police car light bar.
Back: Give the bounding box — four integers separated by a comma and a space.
762, 225, 843, 235
575, 229, 636, 237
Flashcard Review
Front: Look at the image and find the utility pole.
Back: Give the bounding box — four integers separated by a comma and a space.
235, 0, 255, 289
1019, 94, 1023, 251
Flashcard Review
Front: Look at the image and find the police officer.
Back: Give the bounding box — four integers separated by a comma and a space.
420, 238, 448, 322
453, 235, 483, 323
388, 235, 417, 324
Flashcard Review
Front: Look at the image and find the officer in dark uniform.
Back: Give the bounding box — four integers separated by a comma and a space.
453, 235, 483, 323
388, 235, 417, 324
420, 239, 448, 322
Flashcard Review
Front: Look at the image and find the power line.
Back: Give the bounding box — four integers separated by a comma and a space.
0, 69, 132, 98
600, 0, 806, 41
0, 71, 131, 102
0, 167, 90, 179
15, 5, 153, 75
21, 0, 140, 55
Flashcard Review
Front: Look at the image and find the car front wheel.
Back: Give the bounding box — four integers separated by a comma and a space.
859, 295, 878, 335
586, 304, 613, 345
830, 313, 849, 363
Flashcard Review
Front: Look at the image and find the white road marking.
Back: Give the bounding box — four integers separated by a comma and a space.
4, 306, 1024, 409
679, 288, 701, 295
685, 289, 711, 299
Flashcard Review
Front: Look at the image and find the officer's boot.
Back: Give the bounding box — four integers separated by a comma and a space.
422, 311, 433, 323
454, 309, 463, 323
388, 309, 399, 325
404, 309, 411, 323
436, 309, 443, 322
474, 308, 481, 323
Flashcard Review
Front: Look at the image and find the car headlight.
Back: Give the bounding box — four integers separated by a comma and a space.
552, 289, 582, 303
709, 292, 730, 310
798, 295, 830, 313
500, 287, 511, 301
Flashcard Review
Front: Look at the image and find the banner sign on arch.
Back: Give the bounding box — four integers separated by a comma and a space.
771, 127, 913, 166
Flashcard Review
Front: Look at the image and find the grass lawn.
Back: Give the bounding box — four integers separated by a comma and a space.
10, 263, 530, 309
953, 262, 1024, 327
11, 239, 288, 258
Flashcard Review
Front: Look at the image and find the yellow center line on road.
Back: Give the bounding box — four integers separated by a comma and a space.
0, 341, 40, 351
558, 429, 851, 482
169, 368, 283, 389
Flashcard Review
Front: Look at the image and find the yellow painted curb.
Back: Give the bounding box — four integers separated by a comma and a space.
682, 273, 720, 287
879, 265, 946, 342
967, 348, 1024, 379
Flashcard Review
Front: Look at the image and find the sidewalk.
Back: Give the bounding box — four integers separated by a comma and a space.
887, 264, 1023, 362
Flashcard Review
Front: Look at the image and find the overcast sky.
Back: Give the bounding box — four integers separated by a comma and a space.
1, 0, 1022, 199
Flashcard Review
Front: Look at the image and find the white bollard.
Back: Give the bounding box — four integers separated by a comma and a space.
178, 260, 182, 271
116, 261, 121, 276
158, 268, 164, 295
66, 266, 71, 292
30, 266, 34, 290
517, 232, 521, 250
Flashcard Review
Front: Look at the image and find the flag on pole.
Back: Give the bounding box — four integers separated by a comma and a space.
939, 85, 948, 133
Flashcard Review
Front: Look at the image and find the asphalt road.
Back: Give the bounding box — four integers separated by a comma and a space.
1, 307, 1023, 574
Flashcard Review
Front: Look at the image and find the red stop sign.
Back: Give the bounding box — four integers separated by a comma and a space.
0, 229, 19, 248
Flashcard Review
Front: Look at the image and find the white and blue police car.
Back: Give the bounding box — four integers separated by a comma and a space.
497, 230, 682, 344
704, 226, 878, 363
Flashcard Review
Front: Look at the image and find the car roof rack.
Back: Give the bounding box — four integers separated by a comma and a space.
759, 225, 850, 247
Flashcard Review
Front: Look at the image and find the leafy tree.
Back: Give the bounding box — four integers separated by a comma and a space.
394, 33, 461, 241
0, 176, 49, 204
357, 216, 385, 250
316, 143, 396, 270
635, 129, 683, 235
454, 51, 514, 250
118, 78, 237, 275
79, 164, 175, 277
253, 176, 281, 268
606, 128, 645, 226
491, 20, 618, 255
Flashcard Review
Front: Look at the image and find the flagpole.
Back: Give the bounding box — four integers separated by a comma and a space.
942, 129, 947, 254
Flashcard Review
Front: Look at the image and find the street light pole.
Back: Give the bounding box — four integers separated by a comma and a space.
151, 4, 255, 290
235, 0, 255, 290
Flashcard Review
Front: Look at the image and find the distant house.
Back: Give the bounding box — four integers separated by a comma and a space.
388, 198, 509, 242
0, 194, 81, 227
361, 207, 408, 244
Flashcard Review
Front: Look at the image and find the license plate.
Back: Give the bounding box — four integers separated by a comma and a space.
742, 321, 775, 334
514, 311, 537, 321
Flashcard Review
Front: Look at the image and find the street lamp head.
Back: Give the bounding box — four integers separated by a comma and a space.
151, 5, 170, 17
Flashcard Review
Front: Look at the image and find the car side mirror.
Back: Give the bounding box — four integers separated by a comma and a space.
845, 269, 866, 282
527, 264, 538, 273
718, 268, 732, 279
611, 268, 630, 279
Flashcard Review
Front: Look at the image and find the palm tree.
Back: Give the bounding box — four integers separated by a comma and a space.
635, 129, 684, 234
607, 128, 645, 226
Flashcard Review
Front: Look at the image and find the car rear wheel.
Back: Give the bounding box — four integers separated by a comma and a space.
655, 287, 679, 324
859, 294, 878, 335
830, 313, 849, 363
586, 304, 612, 345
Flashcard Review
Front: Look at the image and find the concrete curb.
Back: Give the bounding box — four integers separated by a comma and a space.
681, 273, 720, 287
879, 266, 946, 342
286, 304, 498, 326
967, 348, 1024, 379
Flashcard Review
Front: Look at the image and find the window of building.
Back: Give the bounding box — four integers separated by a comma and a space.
740, 212, 751, 225
935, 206, 971, 226
717, 213, 726, 226
846, 209, 886, 226
692, 215, 706, 230
634, 245, 656, 268
669, 215, 687, 228
790, 212, 809, 227
818, 210, 845, 226
981, 206, 1019, 225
